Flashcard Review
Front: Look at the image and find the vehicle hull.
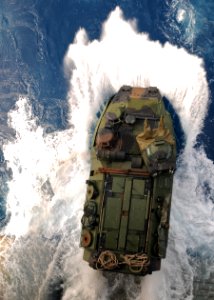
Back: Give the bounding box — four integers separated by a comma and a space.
80, 86, 176, 276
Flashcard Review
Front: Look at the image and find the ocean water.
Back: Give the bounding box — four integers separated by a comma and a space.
0, 1, 214, 299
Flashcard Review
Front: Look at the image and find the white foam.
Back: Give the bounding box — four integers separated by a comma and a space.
164, 0, 196, 47
1, 94, 91, 298
1, 6, 213, 300
177, 9, 186, 23
64, 7, 212, 300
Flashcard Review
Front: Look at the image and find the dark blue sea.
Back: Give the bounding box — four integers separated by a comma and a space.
0, 1, 214, 299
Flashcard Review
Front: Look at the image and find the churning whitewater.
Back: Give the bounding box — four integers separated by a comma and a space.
1, 7, 214, 300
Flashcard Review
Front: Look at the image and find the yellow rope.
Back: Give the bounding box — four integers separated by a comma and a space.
96, 251, 150, 273
121, 253, 150, 273
96, 250, 118, 270
121, 253, 150, 267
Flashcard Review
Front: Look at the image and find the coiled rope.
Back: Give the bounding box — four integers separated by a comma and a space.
96, 251, 150, 273
96, 250, 118, 270
121, 253, 150, 273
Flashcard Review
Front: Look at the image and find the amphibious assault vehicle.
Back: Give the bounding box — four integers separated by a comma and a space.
80, 86, 176, 275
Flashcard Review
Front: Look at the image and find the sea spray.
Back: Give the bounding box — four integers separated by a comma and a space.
64, 7, 211, 300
